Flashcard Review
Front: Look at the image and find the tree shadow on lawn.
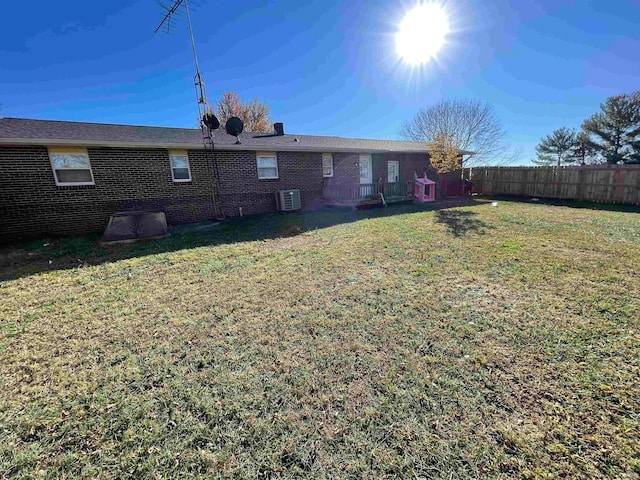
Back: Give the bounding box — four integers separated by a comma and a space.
433, 209, 491, 237
0, 198, 489, 281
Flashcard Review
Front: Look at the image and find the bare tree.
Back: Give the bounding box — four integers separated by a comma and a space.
216, 91, 243, 123
215, 91, 272, 133
400, 99, 516, 166
243, 98, 272, 133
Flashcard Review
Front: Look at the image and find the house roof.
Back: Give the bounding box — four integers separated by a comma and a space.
0, 117, 445, 154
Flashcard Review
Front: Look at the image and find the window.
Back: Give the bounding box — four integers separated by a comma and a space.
169, 150, 191, 182
49, 147, 94, 186
256, 153, 278, 179
322, 153, 333, 177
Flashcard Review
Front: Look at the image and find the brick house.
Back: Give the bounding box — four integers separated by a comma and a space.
0, 117, 454, 242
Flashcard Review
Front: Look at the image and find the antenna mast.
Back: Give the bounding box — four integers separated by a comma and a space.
155, 0, 211, 123
155, 0, 224, 219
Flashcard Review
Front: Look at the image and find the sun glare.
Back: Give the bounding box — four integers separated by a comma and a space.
396, 3, 450, 65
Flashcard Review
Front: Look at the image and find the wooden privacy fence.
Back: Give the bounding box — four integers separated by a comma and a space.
467, 165, 640, 205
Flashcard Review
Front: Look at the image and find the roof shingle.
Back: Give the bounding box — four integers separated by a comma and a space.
0, 118, 438, 153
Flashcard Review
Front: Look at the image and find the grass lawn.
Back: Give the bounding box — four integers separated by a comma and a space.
1, 199, 639, 479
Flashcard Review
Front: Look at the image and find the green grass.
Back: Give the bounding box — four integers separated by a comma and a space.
1, 200, 639, 479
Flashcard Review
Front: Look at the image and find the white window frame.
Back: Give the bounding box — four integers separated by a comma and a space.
169, 150, 192, 183
322, 153, 334, 177
48, 147, 94, 187
256, 152, 279, 180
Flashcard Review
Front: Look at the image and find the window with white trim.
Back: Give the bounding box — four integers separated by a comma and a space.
169, 150, 192, 182
48, 147, 94, 186
322, 153, 333, 177
256, 153, 278, 179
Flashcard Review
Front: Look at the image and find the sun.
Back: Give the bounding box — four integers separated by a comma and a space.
396, 2, 450, 65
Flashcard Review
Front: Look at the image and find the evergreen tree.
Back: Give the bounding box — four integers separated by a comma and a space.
534, 127, 577, 166
568, 131, 599, 165
582, 91, 640, 164
628, 91, 640, 163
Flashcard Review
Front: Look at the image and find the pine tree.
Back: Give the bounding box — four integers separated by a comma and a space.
628, 91, 640, 163
582, 91, 640, 164
534, 127, 577, 166
568, 131, 599, 165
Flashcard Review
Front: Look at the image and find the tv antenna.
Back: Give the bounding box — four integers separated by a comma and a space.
154, 0, 224, 219
155, 0, 213, 126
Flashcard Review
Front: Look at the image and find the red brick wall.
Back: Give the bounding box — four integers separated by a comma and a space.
0, 146, 331, 242
323, 153, 360, 187
332, 153, 360, 182
320, 153, 361, 202
214, 150, 325, 216
0, 146, 218, 242
374, 153, 435, 182
0, 146, 434, 242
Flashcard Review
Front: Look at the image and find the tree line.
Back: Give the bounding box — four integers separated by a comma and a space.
535, 90, 640, 166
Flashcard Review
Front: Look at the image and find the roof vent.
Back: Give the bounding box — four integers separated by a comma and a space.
274, 122, 284, 136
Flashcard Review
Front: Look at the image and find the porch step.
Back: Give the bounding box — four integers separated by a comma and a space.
385, 196, 413, 204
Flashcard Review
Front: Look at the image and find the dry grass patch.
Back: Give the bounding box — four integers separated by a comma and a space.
1, 201, 639, 479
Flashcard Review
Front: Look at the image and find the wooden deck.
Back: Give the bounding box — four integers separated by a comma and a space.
322, 181, 413, 207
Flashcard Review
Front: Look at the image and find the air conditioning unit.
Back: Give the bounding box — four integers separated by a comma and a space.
276, 189, 302, 211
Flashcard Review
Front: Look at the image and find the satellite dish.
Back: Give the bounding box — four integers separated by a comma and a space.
225, 117, 244, 144
202, 112, 220, 131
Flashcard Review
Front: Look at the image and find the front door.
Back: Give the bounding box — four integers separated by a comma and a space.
388, 160, 399, 183
359, 154, 373, 198
359, 154, 372, 184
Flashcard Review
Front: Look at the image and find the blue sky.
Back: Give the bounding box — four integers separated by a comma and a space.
1, 0, 639, 163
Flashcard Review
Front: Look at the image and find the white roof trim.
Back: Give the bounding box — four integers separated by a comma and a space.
0, 137, 433, 154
